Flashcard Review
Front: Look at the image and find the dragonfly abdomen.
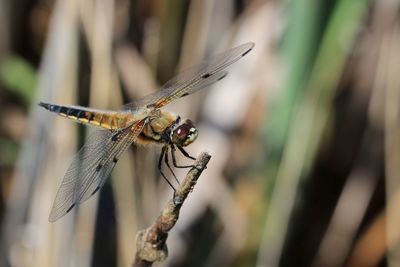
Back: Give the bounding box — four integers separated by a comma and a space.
39, 102, 133, 130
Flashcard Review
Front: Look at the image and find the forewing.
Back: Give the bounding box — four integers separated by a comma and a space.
48, 120, 146, 222
123, 42, 254, 110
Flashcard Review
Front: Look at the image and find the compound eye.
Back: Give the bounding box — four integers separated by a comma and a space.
172, 120, 198, 146
175, 125, 189, 139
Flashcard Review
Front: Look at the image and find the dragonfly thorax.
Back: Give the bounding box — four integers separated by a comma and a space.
139, 110, 198, 147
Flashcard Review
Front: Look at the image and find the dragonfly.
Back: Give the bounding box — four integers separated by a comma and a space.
39, 42, 254, 222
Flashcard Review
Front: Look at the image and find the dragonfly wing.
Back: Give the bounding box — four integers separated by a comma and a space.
48, 119, 146, 222
122, 42, 254, 110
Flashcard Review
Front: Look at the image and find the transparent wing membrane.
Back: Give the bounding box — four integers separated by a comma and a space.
122, 42, 254, 110
48, 120, 145, 222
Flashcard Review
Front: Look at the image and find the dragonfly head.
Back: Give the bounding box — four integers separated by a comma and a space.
171, 119, 198, 147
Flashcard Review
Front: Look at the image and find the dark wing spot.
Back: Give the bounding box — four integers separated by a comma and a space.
96, 163, 103, 172
181, 92, 189, 97
91, 186, 101, 196
241, 48, 252, 57
146, 103, 156, 108
201, 73, 211, 79
66, 203, 76, 213
112, 156, 118, 163
218, 73, 227, 81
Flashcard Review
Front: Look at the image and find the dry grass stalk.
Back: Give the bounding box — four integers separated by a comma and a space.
132, 152, 212, 266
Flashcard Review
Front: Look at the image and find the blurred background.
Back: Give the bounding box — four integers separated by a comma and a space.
0, 0, 399, 266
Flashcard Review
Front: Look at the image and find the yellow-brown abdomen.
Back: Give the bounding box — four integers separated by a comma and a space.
39, 102, 134, 130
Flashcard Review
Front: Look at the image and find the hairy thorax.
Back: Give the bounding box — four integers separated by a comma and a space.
135, 109, 178, 146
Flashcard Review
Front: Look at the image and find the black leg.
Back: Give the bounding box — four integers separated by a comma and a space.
164, 146, 180, 185
158, 146, 176, 191
177, 145, 196, 160
171, 145, 194, 168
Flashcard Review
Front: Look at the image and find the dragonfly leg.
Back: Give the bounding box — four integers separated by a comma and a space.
177, 145, 196, 160
171, 144, 194, 168
158, 146, 176, 191
164, 146, 180, 185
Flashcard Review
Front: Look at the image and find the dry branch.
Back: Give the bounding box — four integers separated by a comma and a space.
132, 152, 212, 267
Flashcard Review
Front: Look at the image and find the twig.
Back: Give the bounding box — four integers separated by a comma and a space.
132, 152, 212, 267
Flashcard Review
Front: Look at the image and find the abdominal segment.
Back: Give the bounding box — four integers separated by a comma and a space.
39, 102, 135, 130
